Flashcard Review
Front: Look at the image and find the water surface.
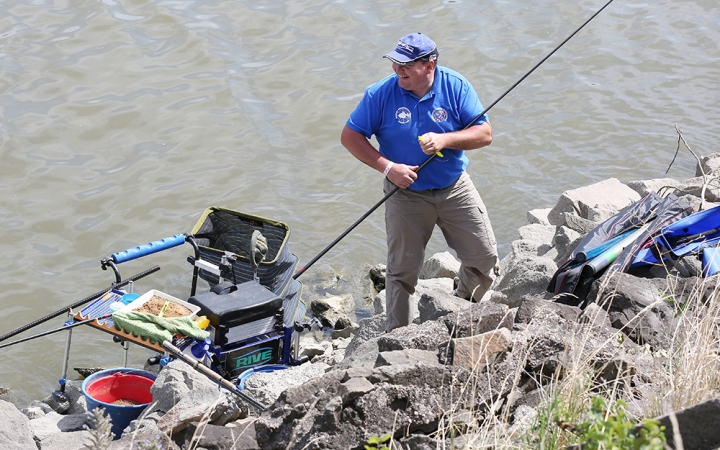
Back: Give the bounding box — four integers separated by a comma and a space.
1, 0, 718, 405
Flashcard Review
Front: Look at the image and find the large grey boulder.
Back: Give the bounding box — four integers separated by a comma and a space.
181, 420, 259, 450
41, 379, 87, 415
373, 278, 454, 315
242, 362, 330, 407
377, 320, 450, 352
375, 349, 440, 368
0, 400, 38, 449
110, 430, 180, 450
43, 389, 69, 414
21, 400, 55, 420
335, 338, 384, 371
653, 396, 720, 450
517, 223, 556, 248
372, 290, 387, 315
38, 429, 93, 450
547, 178, 640, 226
368, 263, 386, 292
254, 363, 480, 450
419, 251, 461, 280
596, 275, 719, 351
527, 208, 551, 225
578, 302, 612, 329
338, 318, 452, 372
552, 225, 583, 264
28, 411, 87, 442
343, 313, 386, 358
591, 273, 680, 350
64, 380, 88, 415
155, 394, 242, 437
417, 290, 473, 323
492, 227, 559, 307
514, 308, 634, 379
673, 176, 720, 203
441, 301, 513, 338
491, 253, 557, 307
415, 277, 455, 299
140, 359, 247, 436
500, 239, 548, 264
627, 178, 681, 197
516, 224, 556, 255
676, 193, 704, 213
557, 213, 598, 236
311, 293, 356, 329
584, 202, 622, 223
450, 328, 513, 372
514, 295, 581, 324
696, 153, 720, 177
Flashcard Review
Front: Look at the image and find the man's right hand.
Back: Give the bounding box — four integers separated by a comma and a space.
340, 126, 419, 189
387, 163, 419, 189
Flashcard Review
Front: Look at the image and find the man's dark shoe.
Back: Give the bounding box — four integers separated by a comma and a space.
451, 289, 470, 301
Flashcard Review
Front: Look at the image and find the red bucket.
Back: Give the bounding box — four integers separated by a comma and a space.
82, 369, 156, 439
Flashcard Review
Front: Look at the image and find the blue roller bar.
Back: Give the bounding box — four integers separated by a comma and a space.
111, 234, 186, 264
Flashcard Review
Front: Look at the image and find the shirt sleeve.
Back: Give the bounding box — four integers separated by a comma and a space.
346, 86, 380, 139
457, 80, 488, 127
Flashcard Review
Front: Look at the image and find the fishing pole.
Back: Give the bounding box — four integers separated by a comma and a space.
0, 265, 160, 343
293, 0, 617, 279
0, 314, 111, 350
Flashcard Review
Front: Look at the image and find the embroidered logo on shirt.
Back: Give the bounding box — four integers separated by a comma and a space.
432, 108, 448, 122
396, 107, 411, 124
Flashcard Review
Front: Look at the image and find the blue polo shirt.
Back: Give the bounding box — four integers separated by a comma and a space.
346, 65, 488, 191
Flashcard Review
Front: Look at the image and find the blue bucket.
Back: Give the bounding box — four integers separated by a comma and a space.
81, 368, 156, 439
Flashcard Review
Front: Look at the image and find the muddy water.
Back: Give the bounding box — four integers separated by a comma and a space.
0, 0, 718, 405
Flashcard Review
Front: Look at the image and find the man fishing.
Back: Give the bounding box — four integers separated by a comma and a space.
341, 32, 498, 332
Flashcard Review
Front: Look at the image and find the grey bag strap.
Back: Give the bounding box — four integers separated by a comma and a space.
250, 230, 268, 281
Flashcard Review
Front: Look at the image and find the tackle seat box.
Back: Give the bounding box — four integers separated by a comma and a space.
187, 281, 283, 329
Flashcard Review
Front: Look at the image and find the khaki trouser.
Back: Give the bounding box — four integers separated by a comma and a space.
383, 172, 498, 332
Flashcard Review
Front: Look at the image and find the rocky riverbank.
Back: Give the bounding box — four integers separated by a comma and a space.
2, 154, 720, 449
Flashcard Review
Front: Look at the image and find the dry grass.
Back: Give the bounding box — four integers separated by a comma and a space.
644, 275, 720, 413
415, 273, 720, 449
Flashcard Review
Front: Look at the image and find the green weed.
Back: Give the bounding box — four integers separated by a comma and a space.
364, 433, 392, 450
573, 397, 666, 450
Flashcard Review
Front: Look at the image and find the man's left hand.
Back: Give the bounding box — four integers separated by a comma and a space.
418, 133, 445, 155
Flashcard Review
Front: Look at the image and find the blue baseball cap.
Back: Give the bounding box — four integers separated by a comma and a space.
384, 33, 437, 65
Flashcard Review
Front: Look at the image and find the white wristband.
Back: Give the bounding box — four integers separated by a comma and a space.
383, 161, 394, 177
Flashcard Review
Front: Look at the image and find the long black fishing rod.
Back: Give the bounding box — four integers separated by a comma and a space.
293, 0, 616, 280
0, 265, 160, 344
0, 315, 111, 350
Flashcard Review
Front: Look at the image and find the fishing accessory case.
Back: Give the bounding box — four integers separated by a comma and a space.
190, 206, 305, 327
